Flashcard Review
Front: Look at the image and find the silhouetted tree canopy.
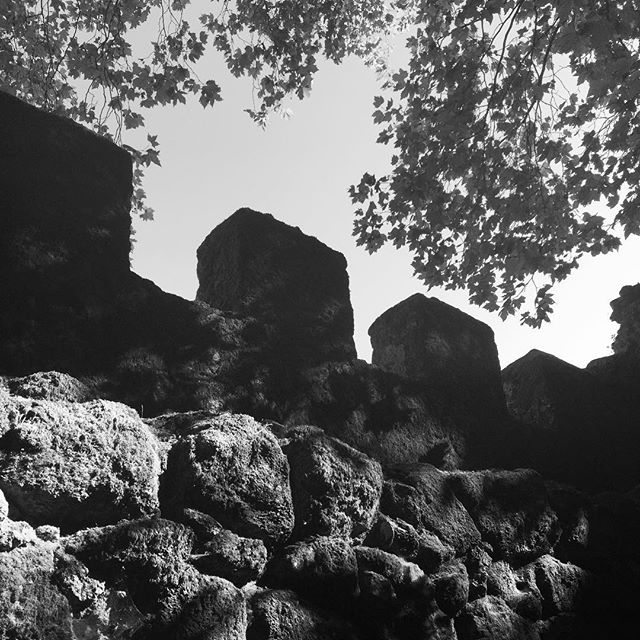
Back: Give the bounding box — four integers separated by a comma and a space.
2, 1, 638, 324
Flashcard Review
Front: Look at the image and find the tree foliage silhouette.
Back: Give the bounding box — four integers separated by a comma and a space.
2, 0, 638, 324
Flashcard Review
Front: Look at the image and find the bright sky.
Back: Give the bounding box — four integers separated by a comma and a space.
130, 55, 640, 370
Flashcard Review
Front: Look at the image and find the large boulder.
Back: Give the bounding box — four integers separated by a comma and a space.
196, 208, 356, 368
355, 546, 426, 596
502, 350, 597, 436
0, 92, 327, 419
380, 465, 559, 564
0, 394, 161, 531
336, 295, 512, 469
160, 413, 294, 545
432, 560, 470, 618
364, 513, 455, 573
248, 589, 359, 640
456, 595, 541, 640
503, 349, 640, 490
486, 560, 544, 620
169, 576, 247, 640
4, 371, 94, 402
190, 527, 268, 586
485, 554, 590, 623
261, 537, 359, 607
283, 426, 383, 540
380, 464, 481, 556
0, 528, 144, 639
289, 360, 481, 468
0, 89, 132, 375
369, 293, 506, 422
525, 555, 590, 617
64, 518, 203, 627
66, 517, 249, 639
449, 469, 560, 563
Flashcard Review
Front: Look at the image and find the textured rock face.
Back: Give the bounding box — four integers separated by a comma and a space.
366, 294, 510, 468
262, 536, 359, 606
380, 465, 560, 565
364, 513, 455, 573
161, 413, 294, 545
369, 293, 506, 418
0, 90, 132, 375
611, 283, 640, 356
0, 526, 145, 639
190, 528, 268, 586
290, 359, 493, 469
0, 377, 636, 639
0, 488, 8, 522
196, 208, 356, 367
485, 555, 590, 622
354, 546, 426, 595
380, 464, 481, 555
503, 349, 640, 490
456, 595, 541, 640
503, 350, 595, 434
65, 518, 201, 624
449, 469, 560, 563
248, 589, 358, 640
0, 394, 161, 531
3, 91, 640, 640
284, 426, 383, 540
66, 517, 249, 638
5, 371, 95, 402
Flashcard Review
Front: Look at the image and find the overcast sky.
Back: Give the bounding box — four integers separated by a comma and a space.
130, 55, 640, 370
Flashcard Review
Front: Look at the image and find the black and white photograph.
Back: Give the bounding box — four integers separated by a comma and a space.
1, 1, 639, 638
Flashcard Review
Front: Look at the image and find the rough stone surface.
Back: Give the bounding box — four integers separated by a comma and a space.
2, 90, 640, 640
191, 528, 268, 586
52, 548, 145, 636
465, 544, 493, 600
364, 513, 455, 573
5, 371, 94, 402
179, 507, 225, 542
502, 350, 599, 442
502, 349, 640, 490
168, 575, 247, 640
449, 468, 560, 563
64, 517, 203, 627
289, 360, 472, 467
433, 560, 470, 618
526, 555, 590, 617
545, 482, 590, 564
0, 517, 38, 551
160, 413, 294, 545
0, 395, 161, 531
248, 589, 358, 640
380, 464, 481, 555
35, 524, 60, 542
355, 546, 425, 595
196, 207, 357, 367
0, 542, 76, 639
0, 90, 132, 376
369, 293, 506, 426
262, 537, 358, 607
0, 536, 144, 639
284, 426, 383, 540
0, 488, 7, 521
486, 560, 544, 620
456, 595, 541, 640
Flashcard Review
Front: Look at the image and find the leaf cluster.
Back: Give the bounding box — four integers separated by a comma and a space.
351, 0, 640, 324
